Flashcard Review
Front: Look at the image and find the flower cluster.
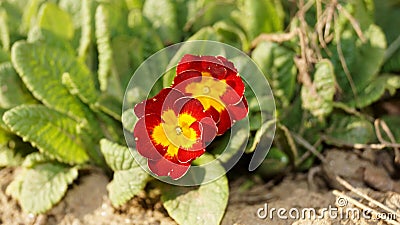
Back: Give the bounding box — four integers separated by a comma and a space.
134, 54, 248, 179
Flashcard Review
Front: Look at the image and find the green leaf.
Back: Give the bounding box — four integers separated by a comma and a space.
3, 105, 90, 164
275, 123, 298, 164
331, 24, 386, 104
19, 0, 42, 35
0, 1, 23, 38
27, 26, 75, 52
350, 24, 386, 92
161, 173, 229, 225
346, 74, 400, 108
375, 0, 400, 72
19, 163, 78, 214
252, 41, 297, 108
231, 0, 284, 40
78, 0, 95, 59
214, 21, 249, 51
22, 152, 53, 168
0, 147, 24, 167
95, 3, 134, 99
0, 8, 10, 51
122, 109, 137, 132
61, 70, 100, 105
95, 94, 122, 121
301, 59, 336, 118
247, 119, 275, 153
257, 147, 289, 178
11, 41, 95, 121
0, 48, 9, 63
100, 139, 149, 207
187, 0, 237, 32
6, 168, 25, 200
143, 0, 179, 44
95, 4, 115, 92
325, 114, 375, 145
187, 26, 219, 41
0, 62, 36, 108
37, 2, 74, 40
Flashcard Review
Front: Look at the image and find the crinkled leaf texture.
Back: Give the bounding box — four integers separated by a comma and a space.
7, 162, 78, 214
11, 41, 98, 120
301, 59, 336, 118
100, 139, 149, 207
252, 41, 297, 108
161, 156, 229, 225
3, 105, 89, 164
0, 62, 36, 109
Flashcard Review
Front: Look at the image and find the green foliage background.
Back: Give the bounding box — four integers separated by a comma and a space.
0, 0, 399, 224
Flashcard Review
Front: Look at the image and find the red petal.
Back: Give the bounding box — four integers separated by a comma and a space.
147, 158, 190, 180
227, 97, 248, 121
200, 56, 227, 79
222, 75, 245, 103
133, 114, 165, 160
216, 109, 232, 135
198, 117, 217, 142
174, 98, 208, 122
217, 56, 238, 75
177, 54, 202, 74
134, 88, 184, 118
220, 83, 243, 105
205, 106, 220, 123
177, 148, 205, 163
172, 70, 202, 91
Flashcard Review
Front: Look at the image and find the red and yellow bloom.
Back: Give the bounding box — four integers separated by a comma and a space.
134, 88, 217, 179
133, 54, 248, 179
171, 54, 248, 135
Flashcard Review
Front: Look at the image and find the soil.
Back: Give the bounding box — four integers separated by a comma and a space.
0, 148, 399, 225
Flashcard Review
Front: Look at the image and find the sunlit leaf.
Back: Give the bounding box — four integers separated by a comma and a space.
0, 62, 36, 108
100, 139, 149, 207
37, 2, 74, 40
3, 105, 90, 164
161, 161, 228, 225
18, 163, 78, 214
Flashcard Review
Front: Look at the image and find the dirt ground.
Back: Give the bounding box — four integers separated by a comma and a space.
0, 148, 399, 225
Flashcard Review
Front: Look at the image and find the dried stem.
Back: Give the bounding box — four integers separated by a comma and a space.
336, 4, 366, 42
375, 119, 400, 164
251, 30, 298, 48
336, 176, 399, 217
292, 132, 326, 163
332, 190, 400, 225
334, 11, 359, 106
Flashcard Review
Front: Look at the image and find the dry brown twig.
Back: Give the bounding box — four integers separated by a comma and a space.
374, 119, 400, 164
336, 4, 366, 43
292, 132, 326, 163
336, 176, 399, 217
332, 190, 400, 225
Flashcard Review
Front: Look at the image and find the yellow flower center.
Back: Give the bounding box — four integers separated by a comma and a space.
151, 110, 198, 157
185, 74, 227, 112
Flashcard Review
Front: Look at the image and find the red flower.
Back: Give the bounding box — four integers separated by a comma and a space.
171, 54, 248, 135
134, 88, 217, 179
